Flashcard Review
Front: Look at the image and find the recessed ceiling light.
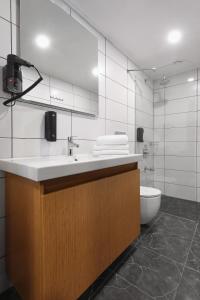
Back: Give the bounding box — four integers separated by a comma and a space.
92, 67, 99, 77
35, 34, 50, 49
167, 30, 182, 44
187, 77, 195, 82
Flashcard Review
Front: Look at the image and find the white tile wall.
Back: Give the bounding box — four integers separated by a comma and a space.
154, 69, 199, 202
0, 0, 155, 294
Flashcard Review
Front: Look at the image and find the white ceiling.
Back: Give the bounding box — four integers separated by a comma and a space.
67, 0, 200, 79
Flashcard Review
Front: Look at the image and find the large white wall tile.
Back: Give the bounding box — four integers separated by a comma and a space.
165, 82, 196, 100
165, 97, 197, 115
105, 120, 127, 136
165, 183, 196, 201
165, 112, 196, 128
165, 170, 196, 187
106, 57, 127, 87
165, 156, 196, 172
72, 114, 105, 140
0, 138, 11, 158
106, 100, 127, 123
106, 41, 127, 69
165, 127, 196, 142
0, 18, 11, 58
106, 78, 127, 105
165, 141, 196, 156
0, 1, 10, 21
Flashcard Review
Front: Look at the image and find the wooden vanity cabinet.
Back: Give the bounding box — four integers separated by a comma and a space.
5, 163, 140, 300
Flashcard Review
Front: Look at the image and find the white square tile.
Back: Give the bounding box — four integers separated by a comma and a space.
154, 156, 164, 169
72, 114, 105, 140
13, 139, 68, 157
0, 105, 11, 138
165, 97, 197, 115
105, 120, 127, 136
166, 70, 197, 87
13, 103, 72, 140
154, 115, 165, 129
165, 82, 196, 100
165, 156, 196, 172
165, 127, 196, 142
0, 218, 5, 257
165, 141, 196, 156
73, 139, 95, 155
0, 179, 5, 218
106, 57, 127, 87
154, 101, 165, 116
0, 0, 10, 20
98, 96, 106, 119
106, 41, 127, 69
154, 168, 164, 182
136, 110, 153, 129
153, 142, 164, 155
106, 78, 127, 105
165, 169, 196, 187
128, 90, 135, 108
154, 129, 164, 142
127, 124, 135, 142
128, 107, 135, 125
106, 100, 127, 123
165, 112, 196, 128
165, 183, 196, 201
136, 95, 153, 115
0, 138, 11, 158
0, 18, 11, 58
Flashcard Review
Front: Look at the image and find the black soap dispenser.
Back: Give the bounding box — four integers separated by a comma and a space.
45, 111, 57, 142
137, 127, 144, 142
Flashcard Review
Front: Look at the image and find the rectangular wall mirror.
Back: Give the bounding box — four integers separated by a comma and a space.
20, 0, 99, 116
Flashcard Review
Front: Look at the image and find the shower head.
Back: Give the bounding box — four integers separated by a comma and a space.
159, 75, 170, 86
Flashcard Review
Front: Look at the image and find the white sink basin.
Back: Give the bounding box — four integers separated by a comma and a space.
0, 154, 143, 182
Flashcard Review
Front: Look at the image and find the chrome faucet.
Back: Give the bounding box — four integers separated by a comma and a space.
67, 136, 79, 156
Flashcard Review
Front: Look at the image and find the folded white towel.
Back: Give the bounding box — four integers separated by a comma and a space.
94, 144, 129, 151
96, 135, 128, 146
93, 150, 129, 156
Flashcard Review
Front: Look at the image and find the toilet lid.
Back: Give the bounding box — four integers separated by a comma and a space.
140, 186, 161, 198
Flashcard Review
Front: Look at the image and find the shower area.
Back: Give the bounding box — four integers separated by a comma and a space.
134, 61, 200, 221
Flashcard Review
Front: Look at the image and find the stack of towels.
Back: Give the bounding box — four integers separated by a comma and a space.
93, 135, 129, 156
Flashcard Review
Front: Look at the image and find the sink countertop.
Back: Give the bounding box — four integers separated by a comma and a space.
0, 154, 143, 182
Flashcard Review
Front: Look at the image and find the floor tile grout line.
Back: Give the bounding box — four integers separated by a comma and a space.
173, 221, 199, 300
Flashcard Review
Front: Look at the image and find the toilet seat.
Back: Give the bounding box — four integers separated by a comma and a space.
140, 186, 161, 198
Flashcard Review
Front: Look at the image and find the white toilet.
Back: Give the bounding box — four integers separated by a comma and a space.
140, 186, 161, 224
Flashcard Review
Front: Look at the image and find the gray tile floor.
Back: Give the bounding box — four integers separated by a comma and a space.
1, 196, 200, 300
94, 197, 200, 300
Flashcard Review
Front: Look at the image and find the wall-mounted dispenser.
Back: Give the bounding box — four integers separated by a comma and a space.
45, 111, 57, 142
137, 127, 144, 142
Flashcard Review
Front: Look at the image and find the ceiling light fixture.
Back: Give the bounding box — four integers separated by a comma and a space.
167, 30, 182, 44
35, 34, 50, 49
187, 77, 195, 82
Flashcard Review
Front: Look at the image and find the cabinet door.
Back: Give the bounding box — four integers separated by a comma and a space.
42, 169, 140, 300
42, 178, 109, 300
107, 169, 140, 261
